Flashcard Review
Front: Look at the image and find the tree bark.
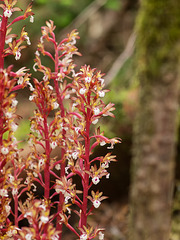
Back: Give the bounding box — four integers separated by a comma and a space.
129, 1, 180, 240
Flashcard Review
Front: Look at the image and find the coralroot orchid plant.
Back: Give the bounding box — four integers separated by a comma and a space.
0, 1, 121, 239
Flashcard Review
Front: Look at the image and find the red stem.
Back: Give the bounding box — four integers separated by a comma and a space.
34, 222, 41, 240
41, 107, 51, 236
53, 42, 66, 239
14, 194, 18, 226
0, 15, 8, 69
12, 160, 19, 227
66, 223, 79, 237
43, 114, 51, 200
0, 15, 8, 146
79, 96, 91, 230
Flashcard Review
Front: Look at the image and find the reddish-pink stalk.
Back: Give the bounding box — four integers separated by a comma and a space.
14, 194, 18, 227
34, 176, 45, 187
66, 223, 80, 237
34, 97, 51, 236
49, 169, 61, 180
0, 14, 8, 146
11, 160, 19, 227
43, 114, 51, 200
0, 15, 7, 69
18, 186, 29, 199
38, 172, 45, 187
53, 41, 66, 238
79, 95, 91, 230
34, 222, 41, 240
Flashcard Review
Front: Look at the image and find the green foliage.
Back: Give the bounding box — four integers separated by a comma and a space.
35, 0, 48, 5
105, 0, 121, 10
2, 120, 30, 148
54, 11, 74, 28
101, 55, 136, 139
60, 0, 74, 6
15, 120, 30, 147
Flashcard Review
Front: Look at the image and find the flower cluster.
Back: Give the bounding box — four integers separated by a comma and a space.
0, 1, 34, 237
16, 199, 59, 240
0, 1, 34, 63
0, 1, 120, 240
26, 20, 121, 239
0, 65, 32, 235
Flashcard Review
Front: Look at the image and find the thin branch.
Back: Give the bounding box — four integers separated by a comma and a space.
58, 0, 108, 38
105, 31, 136, 86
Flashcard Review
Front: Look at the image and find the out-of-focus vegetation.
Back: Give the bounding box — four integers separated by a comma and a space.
3, 120, 30, 148
14, 0, 122, 37
101, 56, 137, 139
15, 120, 30, 147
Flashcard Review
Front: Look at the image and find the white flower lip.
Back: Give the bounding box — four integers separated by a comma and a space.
0, 188, 8, 197
72, 151, 79, 160
1, 147, 9, 155
29, 95, 35, 101
40, 215, 49, 223
79, 88, 86, 95
51, 141, 57, 149
4, 9, 12, 18
17, 76, 24, 85
11, 122, 18, 132
80, 233, 88, 240
15, 51, 21, 60
30, 15, 34, 23
93, 199, 101, 208
75, 127, 80, 134
25, 233, 33, 240
98, 91, 105, 98
85, 76, 91, 83
92, 176, 100, 185
53, 102, 59, 109
12, 99, 18, 107
55, 163, 61, 170
99, 231, 104, 240
5, 37, 12, 44
35, 50, 40, 56
92, 119, 98, 125
94, 107, 100, 115
100, 141, 106, 146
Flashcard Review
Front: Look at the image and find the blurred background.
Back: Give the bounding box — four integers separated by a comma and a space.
5, 0, 180, 239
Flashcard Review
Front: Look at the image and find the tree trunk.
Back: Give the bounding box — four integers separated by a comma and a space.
129, 1, 180, 240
